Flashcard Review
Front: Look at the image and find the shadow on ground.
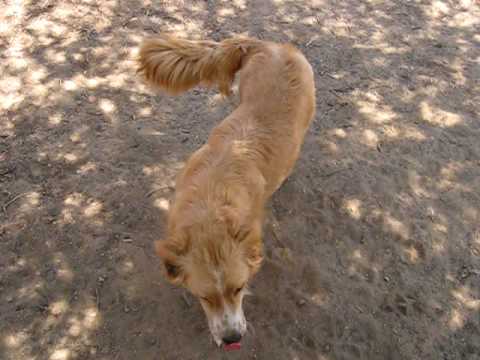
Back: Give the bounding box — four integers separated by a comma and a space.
1, 1, 479, 359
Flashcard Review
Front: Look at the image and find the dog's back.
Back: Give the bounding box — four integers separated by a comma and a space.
138, 34, 315, 195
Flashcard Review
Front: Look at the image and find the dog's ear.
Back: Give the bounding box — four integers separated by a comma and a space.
154, 240, 184, 284
243, 235, 263, 275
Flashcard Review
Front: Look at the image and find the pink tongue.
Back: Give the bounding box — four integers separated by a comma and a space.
224, 342, 242, 351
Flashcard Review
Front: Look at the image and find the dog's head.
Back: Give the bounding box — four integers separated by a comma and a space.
155, 205, 263, 346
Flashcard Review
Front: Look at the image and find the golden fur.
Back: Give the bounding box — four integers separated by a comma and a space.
138, 34, 315, 346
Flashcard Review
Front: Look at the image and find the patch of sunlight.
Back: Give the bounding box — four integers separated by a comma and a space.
0, 76, 22, 93
449, 6, 479, 28
106, 73, 128, 88
31, 83, 49, 100
37, 35, 55, 46
362, 129, 379, 148
302, 16, 318, 26
384, 214, 409, 239
77, 162, 97, 174
430, 0, 450, 18
68, 320, 82, 337
408, 171, 430, 198
4, 331, 28, 349
121, 260, 135, 274
352, 249, 364, 260
433, 223, 448, 234
232, 0, 247, 8
310, 291, 328, 306
137, 126, 166, 137
50, 348, 70, 360
52, 252, 74, 282
29, 67, 48, 82
323, 140, 338, 154
403, 246, 419, 264
440, 162, 463, 179
27, 17, 68, 36
128, 33, 143, 44
343, 198, 362, 219
63, 153, 79, 163
356, 97, 396, 124
99, 98, 116, 114
218, 7, 235, 16
154, 198, 170, 211
1, 92, 24, 110
60, 208, 74, 224
45, 49, 66, 63
83, 200, 103, 217
402, 126, 427, 141
452, 287, 480, 310
383, 125, 399, 138
329, 128, 347, 138
139, 107, 152, 117
64, 192, 85, 206
0, 119, 15, 137
448, 308, 465, 330
63, 80, 78, 91
85, 76, 103, 89
49, 300, 69, 316
84, 306, 100, 328
49, 113, 63, 125
17, 191, 41, 213
420, 101, 462, 128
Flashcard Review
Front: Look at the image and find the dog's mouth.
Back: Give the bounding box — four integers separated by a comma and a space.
224, 342, 242, 351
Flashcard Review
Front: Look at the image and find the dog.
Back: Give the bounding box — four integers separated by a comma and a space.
138, 34, 315, 348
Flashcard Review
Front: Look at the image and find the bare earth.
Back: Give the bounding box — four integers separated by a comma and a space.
1, 1, 480, 359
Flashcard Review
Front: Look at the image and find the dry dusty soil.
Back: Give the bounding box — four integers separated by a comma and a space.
1, 0, 480, 359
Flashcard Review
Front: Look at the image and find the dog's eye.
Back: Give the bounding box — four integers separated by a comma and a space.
234, 286, 244, 295
200, 297, 212, 305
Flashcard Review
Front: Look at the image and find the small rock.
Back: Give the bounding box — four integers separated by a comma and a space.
297, 299, 306, 307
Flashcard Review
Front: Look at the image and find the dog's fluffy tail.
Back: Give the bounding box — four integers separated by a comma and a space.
137, 34, 260, 96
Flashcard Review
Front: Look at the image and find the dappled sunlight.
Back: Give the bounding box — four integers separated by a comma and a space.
452, 286, 480, 311
408, 171, 431, 198
1, 0, 478, 359
448, 308, 466, 330
402, 245, 419, 264
59, 193, 105, 226
14, 191, 42, 214
328, 128, 347, 139
356, 94, 396, 124
153, 197, 170, 211
420, 101, 462, 128
83, 200, 103, 218
362, 129, 379, 148
342, 198, 362, 219
383, 213, 409, 240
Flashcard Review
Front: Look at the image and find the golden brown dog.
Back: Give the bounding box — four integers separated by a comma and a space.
138, 34, 315, 347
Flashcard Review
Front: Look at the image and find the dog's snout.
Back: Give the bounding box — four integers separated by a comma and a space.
222, 332, 242, 345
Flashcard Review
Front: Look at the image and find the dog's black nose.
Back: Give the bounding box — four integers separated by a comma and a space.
222, 332, 242, 345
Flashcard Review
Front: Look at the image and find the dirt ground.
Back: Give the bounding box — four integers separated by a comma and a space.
1, 0, 480, 359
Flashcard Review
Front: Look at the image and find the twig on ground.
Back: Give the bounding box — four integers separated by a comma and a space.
3, 193, 28, 214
